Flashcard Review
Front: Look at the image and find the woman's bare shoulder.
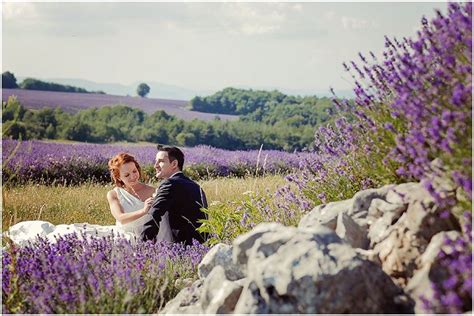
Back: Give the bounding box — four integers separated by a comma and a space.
107, 188, 118, 200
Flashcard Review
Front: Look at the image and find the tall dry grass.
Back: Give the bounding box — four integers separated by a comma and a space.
1, 175, 286, 232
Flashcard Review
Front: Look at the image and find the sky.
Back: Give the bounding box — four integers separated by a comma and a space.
2, 1, 447, 94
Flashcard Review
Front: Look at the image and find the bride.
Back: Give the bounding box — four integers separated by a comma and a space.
6, 153, 173, 246
107, 152, 173, 241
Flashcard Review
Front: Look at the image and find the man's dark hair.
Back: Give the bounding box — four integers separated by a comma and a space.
157, 144, 185, 170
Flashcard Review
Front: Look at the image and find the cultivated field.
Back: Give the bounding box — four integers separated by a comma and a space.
1, 175, 286, 232
2, 88, 239, 121
2, 3, 471, 313
2, 139, 306, 185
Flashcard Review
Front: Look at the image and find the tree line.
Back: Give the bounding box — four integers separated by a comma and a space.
188, 87, 336, 119
2, 71, 104, 94
190, 87, 338, 126
2, 90, 338, 151
3, 71, 155, 97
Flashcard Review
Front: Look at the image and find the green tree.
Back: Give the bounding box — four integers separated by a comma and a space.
2, 71, 19, 89
19, 78, 89, 93
137, 83, 151, 97
45, 124, 56, 138
2, 96, 26, 122
61, 118, 93, 141
3, 121, 27, 139
176, 132, 197, 147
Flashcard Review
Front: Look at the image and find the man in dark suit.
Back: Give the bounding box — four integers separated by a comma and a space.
141, 145, 208, 244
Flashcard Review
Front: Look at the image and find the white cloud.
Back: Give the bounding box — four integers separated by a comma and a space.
291, 4, 303, 12
341, 16, 373, 30
308, 48, 334, 66
2, 2, 37, 20
324, 10, 336, 22
219, 3, 287, 36
2, 2, 446, 92
240, 23, 280, 36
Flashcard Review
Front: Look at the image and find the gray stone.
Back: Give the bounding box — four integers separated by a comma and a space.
350, 184, 395, 217
372, 217, 423, 286
368, 211, 401, 246
232, 222, 284, 270
335, 212, 369, 249
418, 230, 462, 266
405, 231, 462, 314
355, 248, 381, 265
298, 198, 353, 230
368, 198, 406, 220
198, 243, 245, 281
369, 181, 461, 286
159, 279, 204, 314
234, 223, 413, 314
404, 199, 461, 242
298, 185, 395, 233
234, 280, 269, 314
385, 182, 425, 205
298, 186, 396, 233
201, 266, 245, 314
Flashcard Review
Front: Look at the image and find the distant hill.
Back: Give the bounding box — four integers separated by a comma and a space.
15, 76, 355, 100
2, 89, 238, 122
17, 76, 214, 100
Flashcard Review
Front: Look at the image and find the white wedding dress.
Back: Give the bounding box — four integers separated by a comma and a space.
5, 187, 173, 246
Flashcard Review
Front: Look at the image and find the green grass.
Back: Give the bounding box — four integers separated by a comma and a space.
1, 175, 286, 232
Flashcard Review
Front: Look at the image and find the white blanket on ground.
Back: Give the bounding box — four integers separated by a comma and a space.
5, 220, 134, 246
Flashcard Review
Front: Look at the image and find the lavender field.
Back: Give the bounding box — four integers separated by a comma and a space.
2, 2, 472, 314
2, 89, 239, 121
2, 139, 308, 185
2, 235, 208, 313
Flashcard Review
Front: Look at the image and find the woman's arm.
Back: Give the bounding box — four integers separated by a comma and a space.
107, 190, 153, 225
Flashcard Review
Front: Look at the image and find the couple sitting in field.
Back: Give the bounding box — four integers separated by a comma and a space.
7, 145, 208, 246
108, 145, 208, 244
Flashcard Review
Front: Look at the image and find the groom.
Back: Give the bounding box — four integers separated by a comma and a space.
141, 145, 208, 245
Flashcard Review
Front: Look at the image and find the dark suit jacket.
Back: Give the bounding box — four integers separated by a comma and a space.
141, 172, 208, 244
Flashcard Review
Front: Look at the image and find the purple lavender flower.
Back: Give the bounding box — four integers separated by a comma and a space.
2, 140, 312, 184
2, 234, 208, 313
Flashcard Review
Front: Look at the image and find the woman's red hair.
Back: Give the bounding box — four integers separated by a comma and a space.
108, 153, 142, 187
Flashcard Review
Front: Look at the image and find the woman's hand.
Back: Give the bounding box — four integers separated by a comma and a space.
142, 197, 154, 214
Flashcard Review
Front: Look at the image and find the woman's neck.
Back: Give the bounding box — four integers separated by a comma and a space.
124, 183, 143, 200
126, 182, 142, 192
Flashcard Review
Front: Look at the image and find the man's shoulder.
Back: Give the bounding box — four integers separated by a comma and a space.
169, 173, 200, 187
158, 174, 188, 187
169, 172, 190, 181
159, 178, 174, 188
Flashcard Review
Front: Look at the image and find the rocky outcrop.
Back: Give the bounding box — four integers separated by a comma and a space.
299, 182, 460, 286
160, 182, 464, 314
161, 223, 414, 314
233, 224, 413, 314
